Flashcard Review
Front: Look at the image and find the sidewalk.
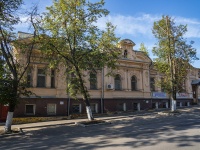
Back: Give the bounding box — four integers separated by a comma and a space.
0, 106, 199, 132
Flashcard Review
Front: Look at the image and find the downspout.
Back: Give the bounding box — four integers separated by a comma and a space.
127, 69, 128, 91
101, 67, 104, 114
149, 60, 153, 109
67, 89, 71, 116
66, 67, 70, 116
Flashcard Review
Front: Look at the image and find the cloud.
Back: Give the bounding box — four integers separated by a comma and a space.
14, 16, 29, 27
97, 14, 158, 38
97, 14, 200, 39
174, 17, 200, 38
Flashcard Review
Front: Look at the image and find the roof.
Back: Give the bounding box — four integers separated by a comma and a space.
120, 39, 136, 46
191, 79, 200, 85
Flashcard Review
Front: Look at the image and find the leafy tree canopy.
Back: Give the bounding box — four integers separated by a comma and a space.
152, 15, 198, 95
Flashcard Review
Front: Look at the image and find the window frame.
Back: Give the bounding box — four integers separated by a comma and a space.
90, 72, 97, 90
124, 50, 128, 58
37, 68, 46, 88
51, 69, 55, 88
47, 103, 57, 115
131, 75, 137, 91
114, 74, 122, 90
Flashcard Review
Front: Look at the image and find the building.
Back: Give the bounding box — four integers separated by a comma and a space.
12, 33, 200, 117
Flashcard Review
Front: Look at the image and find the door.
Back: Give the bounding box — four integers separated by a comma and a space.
0, 105, 9, 121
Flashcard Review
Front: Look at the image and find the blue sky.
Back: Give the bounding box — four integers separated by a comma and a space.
18, 0, 200, 68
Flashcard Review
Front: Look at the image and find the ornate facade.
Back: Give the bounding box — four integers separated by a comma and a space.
12, 35, 200, 117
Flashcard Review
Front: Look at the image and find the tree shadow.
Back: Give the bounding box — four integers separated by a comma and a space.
0, 111, 200, 150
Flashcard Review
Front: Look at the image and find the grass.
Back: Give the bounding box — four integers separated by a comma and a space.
11, 114, 88, 125
12, 116, 68, 124
78, 119, 106, 125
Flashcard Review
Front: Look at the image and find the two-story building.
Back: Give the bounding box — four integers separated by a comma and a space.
10, 33, 200, 117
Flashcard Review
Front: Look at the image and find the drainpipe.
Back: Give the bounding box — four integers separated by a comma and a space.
67, 91, 71, 116
127, 69, 128, 91
149, 60, 153, 109
66, 67, 71, 116
101, 67, 104, 114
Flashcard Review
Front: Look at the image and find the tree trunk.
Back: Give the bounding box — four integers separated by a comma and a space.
171, 98, 176, 111
74, 65, 94, 121
84, 96, 94, 121
4, 111, 14, 132
171, 91, 176, 111
86, 106, 94, 121
4, 102, 15, 133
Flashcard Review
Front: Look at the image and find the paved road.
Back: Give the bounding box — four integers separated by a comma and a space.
0, 107, 200, 150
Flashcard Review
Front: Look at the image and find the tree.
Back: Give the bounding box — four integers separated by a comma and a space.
139, 42, 149, 56
37, 0, 120, 120
152, 15, 198, 111
0, 0, 37, 132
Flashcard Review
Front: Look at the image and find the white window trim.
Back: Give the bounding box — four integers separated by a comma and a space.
123, 103, 126, 111
95, 103, 98, 113
137, 103, 140, 111
79, 104, 82, 113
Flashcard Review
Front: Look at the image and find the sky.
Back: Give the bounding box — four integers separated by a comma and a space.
18, 0, 200, 68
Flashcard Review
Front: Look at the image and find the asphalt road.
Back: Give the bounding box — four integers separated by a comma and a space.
0, 109, 200, 150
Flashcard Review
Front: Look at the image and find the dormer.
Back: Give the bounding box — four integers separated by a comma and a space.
119, 39, 136, 49
118, 39, 136, 59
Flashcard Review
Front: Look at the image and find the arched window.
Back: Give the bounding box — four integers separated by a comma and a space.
124, 50, 127, 58
90, 72, 97, 90
115, 74, 121, 90
131, 76, 137, 91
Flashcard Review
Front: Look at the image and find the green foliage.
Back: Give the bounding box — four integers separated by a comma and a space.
37, 0, 120, 101
139, 43, 149, 56
0, 0, 37, 109
152, 15, 198, 95
0, 0, 23, 30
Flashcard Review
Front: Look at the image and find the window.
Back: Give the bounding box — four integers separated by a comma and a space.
131, 76, 137, 91
90, 73, 97, 90
161, 78, 165, 92
51, 70, 55, 88
47, 104, 56, 115
37, 69, 46, 87
124, 50, 128, 58
150, 77, 155, 91
133, 103, 140, 111
25, 104, 35, 115
117, 103, 126, 111
27, 68, 32, 87
90, 103, 98, 113
115, 74, 121, 90
72, 104, 81, 113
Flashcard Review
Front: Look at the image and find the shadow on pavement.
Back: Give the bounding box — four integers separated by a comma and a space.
0, 108, 200, 150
